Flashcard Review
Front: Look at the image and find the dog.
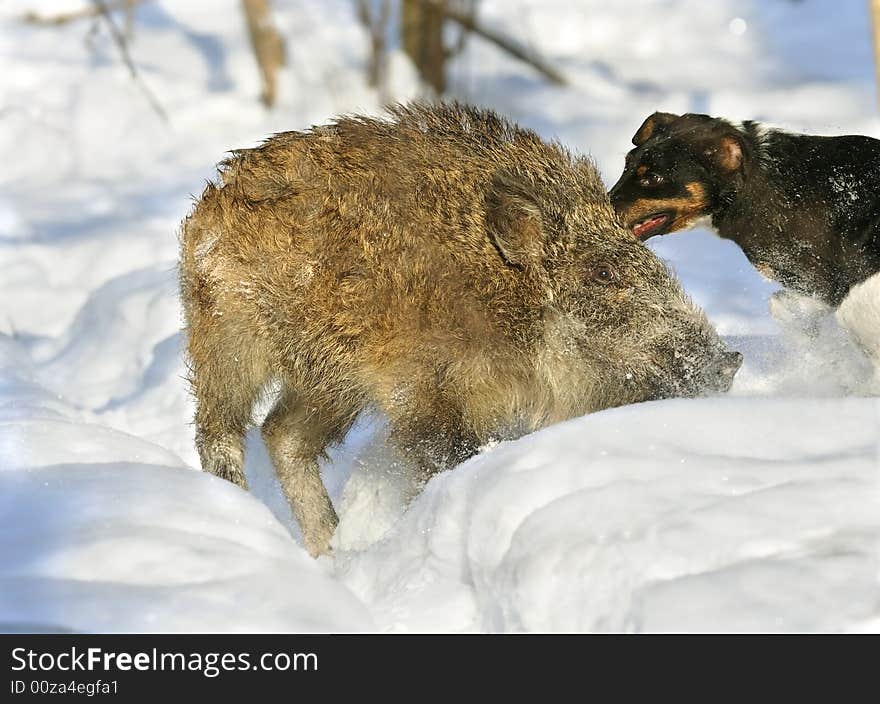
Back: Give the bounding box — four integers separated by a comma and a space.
608, 112, 880, 308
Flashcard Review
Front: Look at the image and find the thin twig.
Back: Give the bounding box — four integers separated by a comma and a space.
23, 0, 149, 26
90, 0, 169, 123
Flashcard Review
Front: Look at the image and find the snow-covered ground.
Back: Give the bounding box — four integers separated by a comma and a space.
1, 0, 878, 632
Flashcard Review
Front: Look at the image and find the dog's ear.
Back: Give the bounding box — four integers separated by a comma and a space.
703, 134, 743, 173
632, 112, 680, 146
485, 170, 544, 268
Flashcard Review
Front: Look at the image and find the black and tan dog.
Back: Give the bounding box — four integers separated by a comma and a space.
608, 112, 880, 307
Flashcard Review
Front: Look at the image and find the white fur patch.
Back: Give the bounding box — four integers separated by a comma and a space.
687, 215, 714, 233
836, 273, 880, 363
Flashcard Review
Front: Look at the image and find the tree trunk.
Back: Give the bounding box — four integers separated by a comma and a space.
871, 0, 880, 106
241, 0, 286, 108
401, 0, 447, 95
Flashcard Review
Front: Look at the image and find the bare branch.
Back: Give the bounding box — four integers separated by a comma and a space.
90, 0, 169, 122
444, 0, 475, 59
124, 0, 137, 40
423, 0, 568, 86
23, 0, 148, 26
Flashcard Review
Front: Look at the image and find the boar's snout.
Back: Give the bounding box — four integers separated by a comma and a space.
707, 349, 743, 393
652, 341, 742, 399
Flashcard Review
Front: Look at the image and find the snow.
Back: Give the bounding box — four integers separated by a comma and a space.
340, 398, 880, 632
2, 0, 879, 633
0, 463, 372, 633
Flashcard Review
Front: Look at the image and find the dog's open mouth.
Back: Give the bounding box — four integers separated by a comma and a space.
631, 212, 671, 240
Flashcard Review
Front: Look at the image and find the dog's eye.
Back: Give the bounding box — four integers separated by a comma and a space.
591, 263, 618, 285
639, 172, 664, 187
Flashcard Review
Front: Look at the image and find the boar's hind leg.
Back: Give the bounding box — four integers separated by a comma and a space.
192, 357, 262, 490
187, 302, 269, 489
261, 388, 355, 557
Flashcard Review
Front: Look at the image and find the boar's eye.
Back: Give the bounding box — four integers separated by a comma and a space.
591, 263, 618, 285
639, 172, 664, 187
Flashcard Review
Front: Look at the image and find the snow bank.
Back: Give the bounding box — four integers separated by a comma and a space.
338, 398, 880, 632
0, 462, 372, 633
0, 342, 371, 633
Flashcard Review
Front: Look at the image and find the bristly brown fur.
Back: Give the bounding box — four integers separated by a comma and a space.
179, 101, 738, 556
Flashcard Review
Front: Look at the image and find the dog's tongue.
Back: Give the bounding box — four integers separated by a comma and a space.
632, 214, 668, 239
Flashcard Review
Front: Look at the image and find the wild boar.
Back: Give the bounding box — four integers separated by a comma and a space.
179, 102, 741, 556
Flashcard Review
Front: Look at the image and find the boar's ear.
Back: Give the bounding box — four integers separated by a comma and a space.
485, 170, 545, 269
632, 112, 680, 146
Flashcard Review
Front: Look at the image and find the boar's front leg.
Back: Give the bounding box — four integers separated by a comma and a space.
261, 388, 355, 557
388, 393, 479, 483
